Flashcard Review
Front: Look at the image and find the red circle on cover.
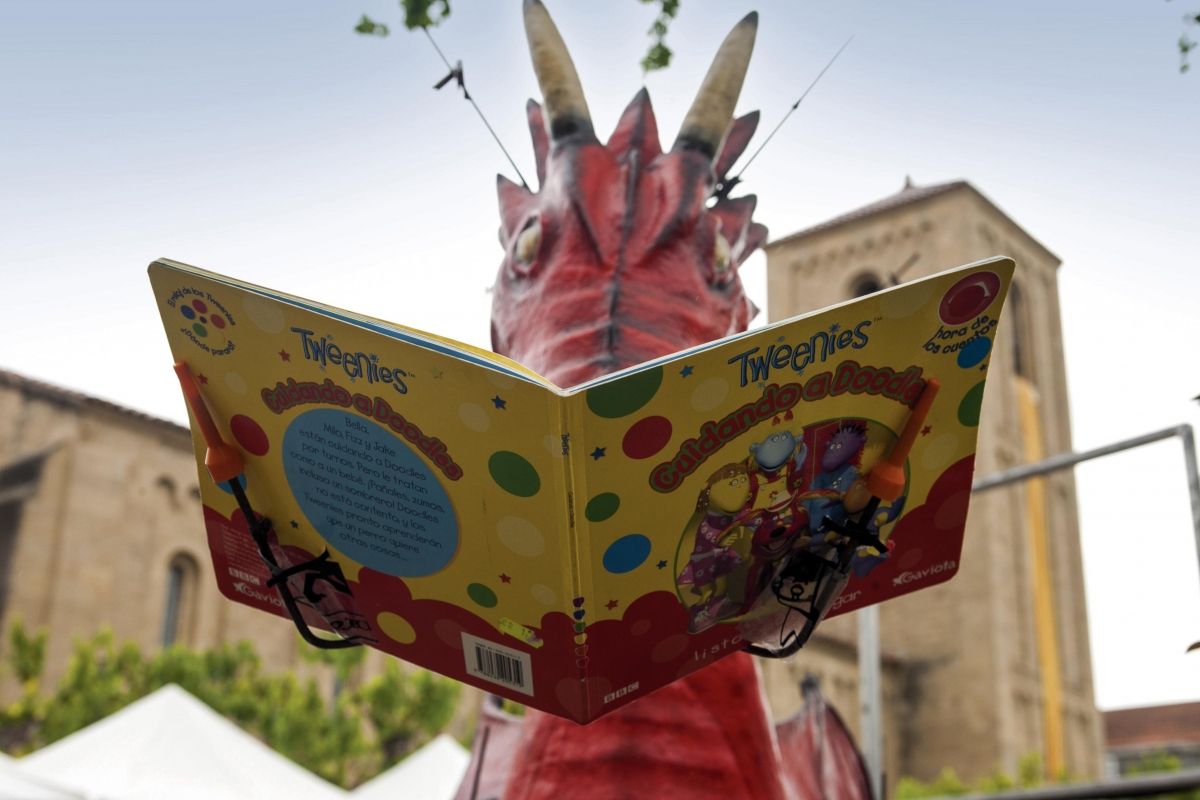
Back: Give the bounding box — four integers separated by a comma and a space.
192, 299, 208, 314
230, 414, 270, 456
939, 271, 1000, 325
211, 314, 226, 329
622, 416, 673, 460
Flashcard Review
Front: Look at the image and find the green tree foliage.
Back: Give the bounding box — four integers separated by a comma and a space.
1125, 750, 1200, 800
895, 749, 1200, 799
895, 753, 1063, 798
896, 767, 970, 799
357, 0, 680, 72
0, 621, 459, 789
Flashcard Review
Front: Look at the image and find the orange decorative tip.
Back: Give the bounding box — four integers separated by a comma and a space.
866, 378, 941, 503
173, 361, 244, 484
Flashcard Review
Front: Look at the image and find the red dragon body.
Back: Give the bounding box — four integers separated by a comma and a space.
479, 4, 834, 798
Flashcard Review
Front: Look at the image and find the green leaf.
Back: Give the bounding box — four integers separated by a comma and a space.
641, 42, 673, 73
401, 0, 452, 30
354, 14, 390, 37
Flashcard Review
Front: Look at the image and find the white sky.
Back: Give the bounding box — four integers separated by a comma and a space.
1, 0, 1197, 711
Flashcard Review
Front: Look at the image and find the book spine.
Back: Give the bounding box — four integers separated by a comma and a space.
557, 394, 594, 712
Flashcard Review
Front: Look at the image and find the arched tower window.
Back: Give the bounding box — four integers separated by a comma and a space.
162, 552, 200, 646
850, 272, 883, 298
0, 451, 48, 620
1009, 282, 1031, 381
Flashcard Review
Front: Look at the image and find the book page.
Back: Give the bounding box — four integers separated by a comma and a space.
154, 258, 555, 388
568, 258, 1014, 717
149, 260, 576, 707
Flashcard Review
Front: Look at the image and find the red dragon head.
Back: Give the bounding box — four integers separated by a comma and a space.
491, 0, 768, 387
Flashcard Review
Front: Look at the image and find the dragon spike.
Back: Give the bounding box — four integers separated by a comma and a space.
526, 99, 550, 186
673, 11, 758, 160
523, 0, 594, 141
608, 88, 663, 165
714, 111, 760, 181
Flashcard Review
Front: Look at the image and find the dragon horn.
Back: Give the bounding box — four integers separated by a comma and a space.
673, 11, 758, 160
523, 0, 594, 140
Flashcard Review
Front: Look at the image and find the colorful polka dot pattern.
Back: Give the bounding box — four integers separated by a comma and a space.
179, 298, 228, 338
487, 451, 540, 497
937, 270, 1001, 432
230, 414, 269, 456
939, 271, 1000, 325
957, 381, 986, 427
585, 493, 620, 523
585, 367, 663, 418
467, 583, 498, 608
621, 416, 672, 459
602, 534, 651, 574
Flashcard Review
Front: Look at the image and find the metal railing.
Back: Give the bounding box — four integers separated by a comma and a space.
972, 424, 1200, 574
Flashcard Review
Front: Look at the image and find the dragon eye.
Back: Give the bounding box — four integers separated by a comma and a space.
713, 232, 732, 280
514, 218, 542, 272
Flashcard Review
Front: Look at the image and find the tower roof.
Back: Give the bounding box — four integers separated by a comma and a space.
0, 367, 186, 437
764, 178, 1059, 264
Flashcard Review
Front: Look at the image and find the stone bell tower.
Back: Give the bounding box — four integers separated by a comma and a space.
759, 179, 1103, 785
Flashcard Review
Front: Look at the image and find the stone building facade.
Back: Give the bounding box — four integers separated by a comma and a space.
0, 370, 309, 685
0, 368, 482, 729
760, 179, 1104, 785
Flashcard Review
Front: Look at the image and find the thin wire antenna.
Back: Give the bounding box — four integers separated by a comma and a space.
722, 35, 853, 191
889, 251, 921, 286
423, 27, 530, 189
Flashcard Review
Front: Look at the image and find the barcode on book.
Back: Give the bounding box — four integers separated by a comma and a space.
461, 632, 534, 695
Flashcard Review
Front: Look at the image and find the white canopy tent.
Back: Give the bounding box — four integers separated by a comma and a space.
19, 685, 346, 800
0, 751, 86, 799
352, 735, 469, 800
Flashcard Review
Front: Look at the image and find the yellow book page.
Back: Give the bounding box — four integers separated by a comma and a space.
562, 258, 1013, 719
154, 258, 555, 389
149, 259, 575, 705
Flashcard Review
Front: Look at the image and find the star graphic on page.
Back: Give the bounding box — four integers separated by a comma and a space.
679, 365, 694, 378
197, 374, 208, 385
590, 447, 606, 460
278, 349, 290, 362
979, 363, 988, 371
921, 425, 932, 436
605, 599, 619, 610
499, 573, 511, 584
829, 322, 841, 334
656, 559, 668, 569
431, 368, 443, 379
491, 395, 506, 409
289, 520, 299, 529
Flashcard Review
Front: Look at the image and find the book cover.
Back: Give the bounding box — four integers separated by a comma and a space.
149, 255, 1013, 723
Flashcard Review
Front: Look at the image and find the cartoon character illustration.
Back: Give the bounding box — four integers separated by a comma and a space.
803, 421, 904, 575
731, 428, 813, 616
678, 464, 753, 633
747, 428, 809, 537
806, 422, 869, 533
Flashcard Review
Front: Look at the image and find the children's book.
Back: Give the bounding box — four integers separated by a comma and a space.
149, 256, 1013, 724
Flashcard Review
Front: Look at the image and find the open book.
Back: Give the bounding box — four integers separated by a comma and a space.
149, 256, 1013, 723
